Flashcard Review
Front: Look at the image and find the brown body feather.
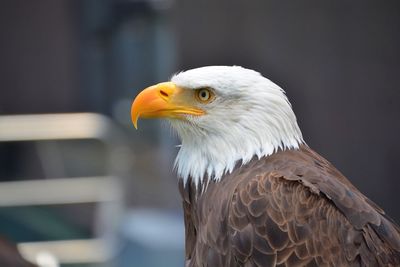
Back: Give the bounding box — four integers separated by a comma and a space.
179, 145, 400, 267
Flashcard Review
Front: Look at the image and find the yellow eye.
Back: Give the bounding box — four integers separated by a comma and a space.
195, 88, 214, 103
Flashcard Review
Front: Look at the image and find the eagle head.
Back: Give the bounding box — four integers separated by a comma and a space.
131, 66, 303, 186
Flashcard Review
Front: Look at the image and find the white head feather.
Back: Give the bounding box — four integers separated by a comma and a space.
169, 66, 304, 186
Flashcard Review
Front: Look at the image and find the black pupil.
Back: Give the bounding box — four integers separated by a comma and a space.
201, 91, 207, 98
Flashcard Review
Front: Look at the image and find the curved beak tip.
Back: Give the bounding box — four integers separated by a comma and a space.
131, 106, 139, 129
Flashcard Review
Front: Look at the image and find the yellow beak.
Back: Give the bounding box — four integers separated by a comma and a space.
131, 82, 204, 129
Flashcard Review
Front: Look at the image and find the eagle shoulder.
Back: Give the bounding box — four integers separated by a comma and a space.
228, 146, 400, 266
179, 146, 400, 266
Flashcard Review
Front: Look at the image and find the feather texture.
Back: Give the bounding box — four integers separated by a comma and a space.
179, 145, 400, 266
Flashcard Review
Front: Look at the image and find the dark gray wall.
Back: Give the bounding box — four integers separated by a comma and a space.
172, 0, 400, 220
0, 0, 79, 114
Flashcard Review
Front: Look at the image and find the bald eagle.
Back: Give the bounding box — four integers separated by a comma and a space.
131, 66, 400, 266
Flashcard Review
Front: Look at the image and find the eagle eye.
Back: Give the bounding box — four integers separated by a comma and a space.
195, 88, 214, 103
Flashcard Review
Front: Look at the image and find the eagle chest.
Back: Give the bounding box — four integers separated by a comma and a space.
180, 176, 241, 267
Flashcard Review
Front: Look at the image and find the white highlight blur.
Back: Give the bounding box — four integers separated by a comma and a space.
35, 251, 59, 267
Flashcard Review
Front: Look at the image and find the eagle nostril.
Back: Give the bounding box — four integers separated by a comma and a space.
160, 90, 169, 98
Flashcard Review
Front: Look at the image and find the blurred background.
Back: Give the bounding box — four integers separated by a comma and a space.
0, 0, 399, 266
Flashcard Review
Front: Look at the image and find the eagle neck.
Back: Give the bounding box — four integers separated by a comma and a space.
174, 129, 303, 188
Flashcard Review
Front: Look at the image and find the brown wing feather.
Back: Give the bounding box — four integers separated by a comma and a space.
179, 145, 400, 266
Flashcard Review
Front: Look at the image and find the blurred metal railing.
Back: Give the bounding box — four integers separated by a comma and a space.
0, 113, 122, 142
0, 113, 128, 267
0, 176, 116, 207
